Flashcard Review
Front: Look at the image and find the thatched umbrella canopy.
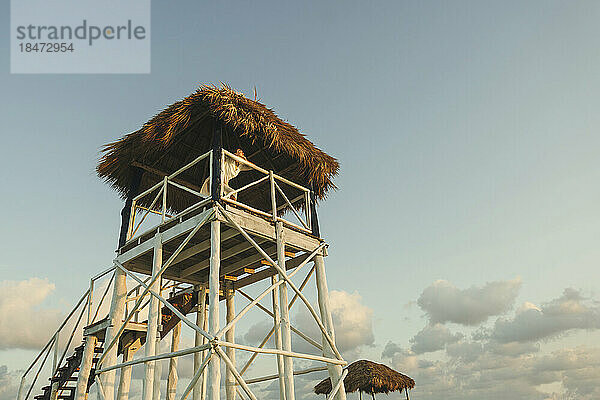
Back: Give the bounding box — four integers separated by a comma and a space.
314, 360, 415, 399
97, 84, 339, 214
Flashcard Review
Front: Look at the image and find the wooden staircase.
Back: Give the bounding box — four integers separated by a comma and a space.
31, 291, 196, 400
34, 343, 103, 400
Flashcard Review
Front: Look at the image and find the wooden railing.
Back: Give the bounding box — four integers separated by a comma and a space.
125, 149, 313, 243
220, 149, 312, 233
126, 151, 213, 242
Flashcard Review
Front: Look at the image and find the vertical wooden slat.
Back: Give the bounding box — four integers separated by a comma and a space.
142, 233, 162, 400
166, 322, 181, 400
193, 285, 207, 400
116, 346, 133, 400
75, 336, 97, 400
101, 266, 128, 400
225, 282, 236, 400
315, 254, 346, 400
207, 220, 221, 400
277, 222, 295, 400
271, 274, 286, 400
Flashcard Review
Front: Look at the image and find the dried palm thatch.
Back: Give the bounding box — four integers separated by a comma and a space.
314, 360, 415, 398
97, 84, 339, 214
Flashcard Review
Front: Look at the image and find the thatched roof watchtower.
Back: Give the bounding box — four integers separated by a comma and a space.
19, 84, 352, 400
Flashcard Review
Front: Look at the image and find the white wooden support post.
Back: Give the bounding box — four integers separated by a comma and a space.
166, 322, 181, 400
314, 254, 346, 400
201, 302, 209, 400
207, 219, 221, 400
116, 346, 134, 400
16, 376, 26, 400
50, 333, 59, 400
75, 336, 97, 400
270, 169, 286, 400
193, 286, 207, 400
102, 268, 128, 400
153, 296, 162, 400
271, 275, 286, 400
142, 233, 162, 400
225, 282, 236, 400
276, 221, 295, 400
152, 338, 162, 400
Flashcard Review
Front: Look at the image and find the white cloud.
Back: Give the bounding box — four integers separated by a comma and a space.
491, 288, 600, 343
417, 278, 522, 325
410, 323, 463, 354
0, 278, 63, 350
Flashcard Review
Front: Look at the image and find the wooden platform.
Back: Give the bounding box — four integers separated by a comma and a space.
84, 318, 148, 338
84, 318, 147, 356
116, 203, 323, 287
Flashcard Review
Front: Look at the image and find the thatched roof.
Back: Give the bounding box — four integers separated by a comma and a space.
314, 360, 415, 396
97, 84, 339, 213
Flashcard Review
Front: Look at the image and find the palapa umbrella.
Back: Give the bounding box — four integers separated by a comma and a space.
314, 360, 415, 400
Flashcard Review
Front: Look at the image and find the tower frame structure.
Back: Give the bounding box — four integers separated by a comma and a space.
17, 88, 347, 400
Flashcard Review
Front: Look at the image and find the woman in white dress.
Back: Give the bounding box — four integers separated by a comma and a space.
200, 149, 252, 200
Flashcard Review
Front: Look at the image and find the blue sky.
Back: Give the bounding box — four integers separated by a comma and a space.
2, 1, 600, 399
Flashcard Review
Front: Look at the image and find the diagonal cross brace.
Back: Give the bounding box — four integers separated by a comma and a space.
215, 346, 258, 400
97, 210, 214, 368
217, 204, 343, 360
177, 349, 213, 400
215, 239, 326, 339
237, 289, 322, 351
239, 264, 316, 376
327, 369, 349, 400
114, 262, 211, 343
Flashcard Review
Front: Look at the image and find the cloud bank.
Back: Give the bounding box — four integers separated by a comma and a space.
0, 278, 63, 350
385, 283, 600, 400
417, 278, 522, 325
490, 288, 600, 343
410, 323, 463, 354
